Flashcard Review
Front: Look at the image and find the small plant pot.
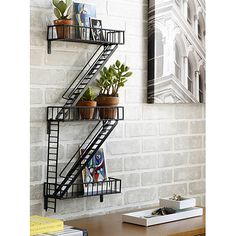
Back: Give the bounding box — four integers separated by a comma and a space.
96, 96, 119, 119
54, 19, 73, 39
77, 101, 97, 120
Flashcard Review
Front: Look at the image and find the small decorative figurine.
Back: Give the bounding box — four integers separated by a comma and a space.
151, 207, 176, 216
170, 193, 183, 201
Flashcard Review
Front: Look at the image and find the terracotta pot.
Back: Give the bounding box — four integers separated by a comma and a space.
96, 96, 119, 119
77, 101, 97, 120
54, 19, 73, 39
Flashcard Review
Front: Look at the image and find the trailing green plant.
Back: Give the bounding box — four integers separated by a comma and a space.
52, 0, 72, 20
96, 60, 132, 97
80, 87, 97, 101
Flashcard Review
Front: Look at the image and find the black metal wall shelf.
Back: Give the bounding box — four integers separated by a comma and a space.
44, 25, 125, 212
44, 177, 121, 200
47, 25, 125, 54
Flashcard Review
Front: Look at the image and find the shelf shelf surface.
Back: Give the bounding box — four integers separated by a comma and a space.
47, 25, 125, 45
44, 177, 121, 200
47, 106, 124, 121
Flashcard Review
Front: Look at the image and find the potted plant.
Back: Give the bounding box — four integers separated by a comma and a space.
52, 0, 73, 39
76, 87, 97, 120
96, 60, 132, 119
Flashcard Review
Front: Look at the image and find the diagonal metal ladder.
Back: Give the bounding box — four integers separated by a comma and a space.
56, 44, 118, 120
53, 120, 118, 198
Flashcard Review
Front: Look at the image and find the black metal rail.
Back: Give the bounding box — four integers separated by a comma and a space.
47, 106, 124, 121
47, 25, 125, 53
44, 177, 121, 200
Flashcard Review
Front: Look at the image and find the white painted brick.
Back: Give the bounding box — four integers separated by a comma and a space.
30, 203, 43, 215
143, 104, 174, 120
126, 70, 146, 87
60, 123, 93, 141
189, 181, 205, 195
30, 184, 43, 200
107, 140, 141, 155
30, 108, 46, 122
31, 30, 46, 47
175, 104, 203, 119
30, 146, 46, 162
30, 127, 44, 143
109, 123, 124, 139
31, 48, 44, 66
57, 199, 84, 214
202, 165, 205, 178
124, 154, 157, 171
106, 158, 123, 173
45, 88, 64, 104
174, 167, 201, 182
45, 51, 87, 67
190, 120, 205, 134
159, 121, 188, 136
124, 36, 147, 54
125, 105, 142, 120
30, 165, 43, 182
30, 9, 49, 31
126, 54, 147, 70
125, 87, 144, 104
125, 123, 157, 137
30, 88, 43, 104
31, 68, 66, 85
158, 152, 188, 167
118, 173, 140, 188
30, 0, 52, 8
107, 1, 144, 19
86, 195, 122, 210
124, 188, 156, 204
141, 170, 172, 186
126, 20, 147, 37
174, 136, 202, 150
189, 150, 205, 164
158, 184, 187, 198
99, 16, 126, 31
143, 137, 172, 152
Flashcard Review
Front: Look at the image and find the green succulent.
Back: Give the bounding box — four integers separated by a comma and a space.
80, 87, 97, 101
52, 0, 72, 20
96, 60, 132, 96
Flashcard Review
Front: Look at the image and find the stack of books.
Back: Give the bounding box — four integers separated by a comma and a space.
30, 216, 87, 236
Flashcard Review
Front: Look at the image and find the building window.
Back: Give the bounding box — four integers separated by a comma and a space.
175, 43, 181, 80
198, 21, 202, 40
199, 74, 204, 102
188, 60, 193, 92
187, 4, 192, 25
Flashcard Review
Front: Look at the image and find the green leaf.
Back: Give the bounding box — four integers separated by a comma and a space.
115, 60, 121, 68
120, 64, 125, 72
52, 0, 60, 8
123, 72, 132, 77
57, 1, 67, 15
54, 8, 62, 19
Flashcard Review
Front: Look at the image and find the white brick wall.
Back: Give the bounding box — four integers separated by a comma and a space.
30, 0, 205, 219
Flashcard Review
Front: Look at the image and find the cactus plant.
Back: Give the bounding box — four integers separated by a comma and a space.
52, 0, 72, 20
80, 87, 97, 101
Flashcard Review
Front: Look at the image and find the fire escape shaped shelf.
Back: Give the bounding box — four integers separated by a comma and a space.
44, 25, 125, 212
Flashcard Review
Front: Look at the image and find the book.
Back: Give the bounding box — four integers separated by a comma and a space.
73, 1, 96, 40
81, 148, 108, 195
36, 225, 88, 236
30, 215, 64, 236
